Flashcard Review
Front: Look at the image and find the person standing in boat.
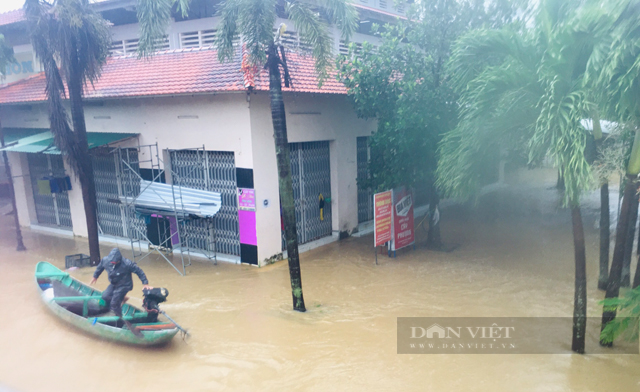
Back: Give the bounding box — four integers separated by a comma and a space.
90, 248, 151, 317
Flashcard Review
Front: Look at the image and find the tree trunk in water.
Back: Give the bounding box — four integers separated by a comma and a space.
0, 122, 27, 251
427, 179, 442, 250
67, 46, 100, 265
556, 170, 565, 190
571, 206, 587, 354
621, 196, 639, 287
598, 182, 610, 290
600, 176, 637, 346
267, 46, 306, 312
633, 254, 640, 289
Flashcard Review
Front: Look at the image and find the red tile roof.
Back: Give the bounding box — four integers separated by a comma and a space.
0, 47, 346, 104
0, 9, 25, 27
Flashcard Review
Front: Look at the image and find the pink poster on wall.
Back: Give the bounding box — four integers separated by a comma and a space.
238, 188, 257, 246
238, 188, 256, 211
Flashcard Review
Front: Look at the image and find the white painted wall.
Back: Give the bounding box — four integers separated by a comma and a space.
249, 92, 375, 263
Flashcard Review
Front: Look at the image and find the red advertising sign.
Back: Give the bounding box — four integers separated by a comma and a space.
374, 190, 393, 247
392, 187, 414, 251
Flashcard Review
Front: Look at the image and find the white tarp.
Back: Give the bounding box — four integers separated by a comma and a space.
122, 180, 222, 218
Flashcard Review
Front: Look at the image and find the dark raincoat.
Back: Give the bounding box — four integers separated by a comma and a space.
93, 248, 148, 316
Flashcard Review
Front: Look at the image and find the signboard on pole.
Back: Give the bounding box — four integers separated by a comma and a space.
391, 187, 414, 251
374, 190, 393, 247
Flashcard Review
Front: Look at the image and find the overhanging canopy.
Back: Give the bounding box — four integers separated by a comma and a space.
2, 128, 49, 145
0, 130, 138, 154
122, 180, 222, 219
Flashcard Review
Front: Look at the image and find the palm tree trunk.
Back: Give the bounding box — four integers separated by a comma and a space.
267, 45, 305, 312
600, 128, 640, 346
427, 179, 442, 250
556, 170, 565, 190
599, 182, 610, 290
592, 114, 609, 291
0, 120, 26, 251
571, 206, 587, 353
67, 41, 100, 265
600, 176, 637, 345
621, 196, 639, 287
633, 254, 640, 289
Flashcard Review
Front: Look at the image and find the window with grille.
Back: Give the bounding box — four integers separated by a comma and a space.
274, 29, 311, 53
339, 41, 363, 56
179, 29, 217, 49
379, 0, 387, 8
110, 36, 169, 56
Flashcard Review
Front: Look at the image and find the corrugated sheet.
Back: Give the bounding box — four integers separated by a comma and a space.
123, 180, 222, 218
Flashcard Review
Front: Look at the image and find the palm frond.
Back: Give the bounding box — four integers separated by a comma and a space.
136, 0, 173, 57
287, 0, 332, 84
449, 28, 539, 93
0, 34, 16, 78
215, 0, 241, 62
530, 80, 592, 205
319, 0, 358, 41
24, 0, 111, 178
237, 0, 277, 65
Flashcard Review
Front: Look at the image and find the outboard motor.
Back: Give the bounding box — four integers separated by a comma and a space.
143, 287, 169, 321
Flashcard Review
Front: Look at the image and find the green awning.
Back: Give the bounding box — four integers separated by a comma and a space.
2, 128, 50, 145
0, 131, 138, 154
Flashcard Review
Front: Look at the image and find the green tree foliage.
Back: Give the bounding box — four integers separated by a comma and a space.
585, 0, 640, 345
338, 29, 456, 191
0, 35, 25, 251
439, 0, 604, 206
0, 34, 15, 77
438, 0, 613, 353
600, 286, 640, 343
337, 0, 524, 193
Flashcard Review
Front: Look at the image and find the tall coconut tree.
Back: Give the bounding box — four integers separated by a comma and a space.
586, 0, 640, 345
0, 34, 27, 251
24, 0, 111, 264
136, 0, 357, 311
439, 0, 604, 353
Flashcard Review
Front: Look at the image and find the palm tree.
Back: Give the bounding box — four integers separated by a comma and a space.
0, 34, 27, 251
591, 110, 611, 291
586, 0, 640, 345
136, 0, 357, 311
439, 0, 603, 353
24, 0, 111, 264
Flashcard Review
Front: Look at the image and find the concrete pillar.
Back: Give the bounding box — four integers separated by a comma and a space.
250, 96, 285, 265
7, 152, 37, 227
330, 137, 359, 236
63, 157, 88, 238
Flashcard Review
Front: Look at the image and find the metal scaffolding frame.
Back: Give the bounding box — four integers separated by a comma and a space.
114, 143, 219, 276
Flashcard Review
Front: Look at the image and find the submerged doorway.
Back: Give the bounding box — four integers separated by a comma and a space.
288, 141, 332, 244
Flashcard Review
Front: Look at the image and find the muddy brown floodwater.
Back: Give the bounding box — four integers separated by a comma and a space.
1, 168, 639, 392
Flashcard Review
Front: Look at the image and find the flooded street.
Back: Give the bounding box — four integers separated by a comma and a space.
1, 168, 639, 392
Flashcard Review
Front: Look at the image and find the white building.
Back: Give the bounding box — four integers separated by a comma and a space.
0, 0, 406, 267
